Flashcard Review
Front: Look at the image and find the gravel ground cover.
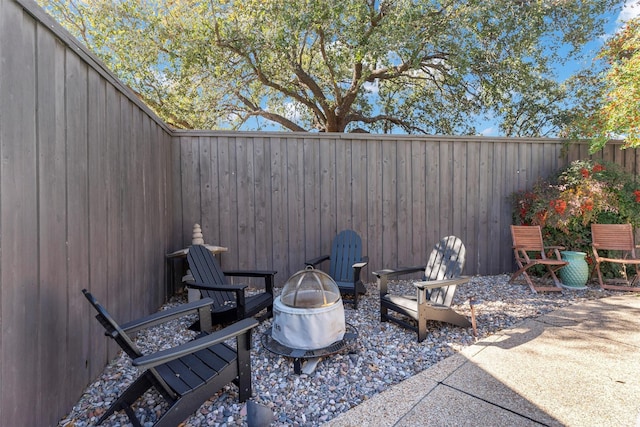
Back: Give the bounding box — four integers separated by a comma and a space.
59, 275, 614, 427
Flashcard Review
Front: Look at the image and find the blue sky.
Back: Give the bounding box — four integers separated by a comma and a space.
477, 1, 640, 136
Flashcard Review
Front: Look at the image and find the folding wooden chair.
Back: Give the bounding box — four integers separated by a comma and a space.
591, 223, 640, 291
509, 225, 568, 293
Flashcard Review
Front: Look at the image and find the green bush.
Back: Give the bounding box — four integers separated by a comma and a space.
511, 160, 640, 279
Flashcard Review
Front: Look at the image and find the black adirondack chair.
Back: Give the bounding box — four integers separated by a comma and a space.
305, 229, 369, 309
373, 235, 471, 342
186, 244, 276, 325
82, 289, 258, 427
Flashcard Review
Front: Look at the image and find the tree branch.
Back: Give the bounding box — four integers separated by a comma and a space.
235, 92, 307, 132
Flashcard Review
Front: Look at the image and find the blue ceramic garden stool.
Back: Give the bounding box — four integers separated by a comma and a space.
560, 251, 589, 289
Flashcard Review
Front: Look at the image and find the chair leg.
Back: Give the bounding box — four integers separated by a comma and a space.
417, 309, 427, 342
596, 261, 640, 291
97, 374, 154, 426
236, 330, 253, 402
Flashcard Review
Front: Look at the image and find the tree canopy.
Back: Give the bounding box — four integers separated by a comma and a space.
565, 16, 640, 151
39, 0, 619, 134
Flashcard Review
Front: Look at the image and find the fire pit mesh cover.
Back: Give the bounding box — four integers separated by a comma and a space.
280, 266, 341, 308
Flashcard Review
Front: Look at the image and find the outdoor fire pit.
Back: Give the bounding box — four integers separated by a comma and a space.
262, 266, 358, 373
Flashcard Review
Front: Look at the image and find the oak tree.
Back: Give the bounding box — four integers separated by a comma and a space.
40, 0, 619, 134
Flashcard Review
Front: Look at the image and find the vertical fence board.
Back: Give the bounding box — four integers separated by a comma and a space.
381, 140, 398, 268
181, 136, 201, 246
87, 67, 108, 379
366, 140, 383, 277
302, 137, 321, 261
396, 139, 411, 265
424, 140, 440, 252
270, 136, 288, 273
351, 139, 370, 275
199, 136, 213, 240
438, 141, 453, 235
236, 136, 253, 269
464, 140, 480, 272
318, 137, 335, 247
64, 50, 91, 408
36, 23, 69, 424
0, 4, 39, 425
105, 86, 123, 359
410, 139, 427, 263
287, 137, 305, 271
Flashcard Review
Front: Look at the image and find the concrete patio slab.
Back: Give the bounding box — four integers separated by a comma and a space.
326, 294, 640, 427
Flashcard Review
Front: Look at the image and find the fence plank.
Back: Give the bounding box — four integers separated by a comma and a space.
36, 23, 70, 424
0, 4, 39, 424
64, 50, 91, 410
87, 67, 109, 380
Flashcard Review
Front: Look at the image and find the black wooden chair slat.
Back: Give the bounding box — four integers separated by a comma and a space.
186, 245, 275, 326
179, 352, 218, 380
165, 358, 214, 392
190, 246, 234, 307
81, 289, 258, 427
306, 230, 369, 309
374, 236, 471, 342
207, 341, 238, 363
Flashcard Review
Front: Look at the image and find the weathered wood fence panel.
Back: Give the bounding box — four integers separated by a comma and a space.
173, 132, 638, 286
1, 1, 178, 425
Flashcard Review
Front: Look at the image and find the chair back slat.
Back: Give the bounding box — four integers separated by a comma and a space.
426, 236, 466, 305
511, 225, 545, 251
592, 224, 635, 251
188, 245, 235, 308
82, 289, 143, 359
329, 230, 362, 283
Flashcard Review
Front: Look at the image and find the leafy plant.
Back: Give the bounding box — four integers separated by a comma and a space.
511, 160, 640, 278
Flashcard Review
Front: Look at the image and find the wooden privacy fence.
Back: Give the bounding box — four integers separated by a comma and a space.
1, 0, 178, 425
174, 131, 639, 283
3, 0, 640, 426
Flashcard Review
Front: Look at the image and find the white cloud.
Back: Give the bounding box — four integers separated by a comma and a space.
618, 1, 640, 23
480, 126, 497, 136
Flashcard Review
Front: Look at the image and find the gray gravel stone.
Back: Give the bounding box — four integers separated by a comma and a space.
58, 274, 612, 427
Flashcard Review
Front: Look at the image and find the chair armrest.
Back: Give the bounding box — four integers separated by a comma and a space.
223, 270, 277, 277
133, 318, 259, 369
305, 255, 330, 267
352, 256, 369, 269
186, 282, 248, 291
373, 265, 426, 279
375, 266, 426, 296
413, 276, 470, 290
121, 298, 214, 334
222, 270, 276, 293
